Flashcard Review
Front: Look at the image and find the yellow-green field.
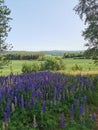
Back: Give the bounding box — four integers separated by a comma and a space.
1, 58, 98, 75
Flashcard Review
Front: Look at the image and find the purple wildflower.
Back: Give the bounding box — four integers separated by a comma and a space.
4, 112, 8, 122
50, 100, 53, 107
0, 92, 2, 102
86, 107, 89, 113
92, 113, 96, 121
37, 91, 41, 101
6, 100, 10, 120
21, 95, 24, 109
12, 103, 15, 112
32, 98, 34, 106
83, 96, 87, 105
80, 105, 83, 116
15, 96, 17, 106
91, 84, 94, 91
70, 104, 74, 118
42, 101, 46, 113
61, 113, 65, 128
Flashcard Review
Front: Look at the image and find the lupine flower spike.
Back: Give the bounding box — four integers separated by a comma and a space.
2, 122, 5, 130
33, 115, 38, 128
61, 113, 65, 128
12, 103, 15, 112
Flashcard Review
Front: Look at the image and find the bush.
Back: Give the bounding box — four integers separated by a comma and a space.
72, 64, 83, 71
94, 60, 98, 66
31, 62, 40, 72
22, 62, 40, 73
40, 57, 65, 71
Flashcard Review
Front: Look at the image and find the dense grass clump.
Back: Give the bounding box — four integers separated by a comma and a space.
0, 72, 97, 130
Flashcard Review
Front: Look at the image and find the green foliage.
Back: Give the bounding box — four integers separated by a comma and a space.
40, 57, 65, 71
0, 0, 12, 69
0, 55, 9, 69
74, 0, 98, 57
72, 64, 83, 71
66, 119, 92, 130
31, 62, 40, 72
22, 62, 40, 73
0, 0, 12, 51
94, 60, 98, 66
5, 53, 45, 60
39, 111, 58, 129
63, 52, 84, 59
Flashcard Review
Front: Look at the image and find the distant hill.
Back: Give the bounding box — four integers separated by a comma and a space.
6, 50, 85, 56
37, 50, 84, 56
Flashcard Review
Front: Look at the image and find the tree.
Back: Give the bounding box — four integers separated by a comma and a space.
74, 0, 98, 56
0, 0, 12, 68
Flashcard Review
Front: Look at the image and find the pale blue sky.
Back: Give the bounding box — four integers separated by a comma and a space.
6, 0, 86, 51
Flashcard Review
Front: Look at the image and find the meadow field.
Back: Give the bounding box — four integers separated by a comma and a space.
1, 58, 98, 76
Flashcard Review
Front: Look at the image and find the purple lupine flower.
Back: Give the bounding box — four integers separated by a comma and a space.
58, 94, 61, 102
37, 91, 41, 101
42, 101, 46, 113
91, 84, 94, 91
83, 96, 87, 105
4, 112, 8, 122
70, 104, 74, 118
80, 105, 83, 116
12, 103, 15, 112
32, 98, 34, 106
21, 95, 24, 109
92, 113, 96, 121
86, 107, 89, 113
15, 96, 17, 106
54, 87, 57, 95
61, 113, 65, 128
6, 100, 10, 120
17, 94, 21, 106
50, 100, 53, 107
78, 94, 81, 100
0, 92, 2, 103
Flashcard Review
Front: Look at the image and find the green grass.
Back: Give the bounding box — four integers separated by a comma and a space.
0, 60, 41, 75
63, 58, 98, 71
0, 58, 98, 75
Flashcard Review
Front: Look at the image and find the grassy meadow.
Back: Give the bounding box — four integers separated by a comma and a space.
1, 57, 98, 76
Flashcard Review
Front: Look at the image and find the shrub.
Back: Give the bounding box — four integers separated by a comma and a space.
94, 60, 98, 66
22, 62, 40, 73
31, 62, 40, 72
40, 57, 65, 71
22, 63, 32, 73
72, 64, 83, 71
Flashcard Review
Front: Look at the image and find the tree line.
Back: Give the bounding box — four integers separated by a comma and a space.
5, 53, 45, 60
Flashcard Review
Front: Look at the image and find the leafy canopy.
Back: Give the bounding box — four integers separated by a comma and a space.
0, 0, 12, 68
74, 0, 98, 55
0, 0, 12, 52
